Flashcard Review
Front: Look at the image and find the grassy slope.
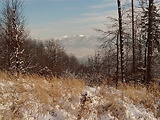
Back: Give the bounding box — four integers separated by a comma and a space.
0, 72, 159, 119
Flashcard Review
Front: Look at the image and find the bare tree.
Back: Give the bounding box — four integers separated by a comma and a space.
117, 0, 125, 82
131, 0, 136, 82
146, 0, 154, 84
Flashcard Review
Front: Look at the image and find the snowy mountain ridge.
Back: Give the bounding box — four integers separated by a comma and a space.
34, 34, 101, 59
54, 34, 101, 59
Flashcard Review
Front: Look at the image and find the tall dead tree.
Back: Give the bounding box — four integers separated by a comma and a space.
116, 31, 119, 87
146, 0, 154, 84
117, 0, 124, 82
131, 0, 135, 80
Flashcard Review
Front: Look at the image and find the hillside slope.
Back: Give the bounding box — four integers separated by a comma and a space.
0, 72, 159, 120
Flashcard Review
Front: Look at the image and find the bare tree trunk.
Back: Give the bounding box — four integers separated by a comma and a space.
116, 32, 119, 87
117, 0, 124, 82
144, 39, 148, 82
132, 0, 135, 81
146, 0, 154, 84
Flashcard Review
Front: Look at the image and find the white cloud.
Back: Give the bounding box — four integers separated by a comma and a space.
90, 1, 116, 9
27, 0, 118, 39
29, 8, 117, 39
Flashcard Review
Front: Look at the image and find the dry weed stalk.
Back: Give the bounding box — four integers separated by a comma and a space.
77, 92, 92, 120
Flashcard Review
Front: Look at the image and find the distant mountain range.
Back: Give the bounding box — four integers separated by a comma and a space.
53, 34, 102, 60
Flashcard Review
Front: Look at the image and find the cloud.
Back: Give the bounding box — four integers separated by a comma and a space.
28, 8, 117, 39
27, 0, 118, 39
90, 1, 116, 9
47, 0, 80, 1
26, 0, 71, 2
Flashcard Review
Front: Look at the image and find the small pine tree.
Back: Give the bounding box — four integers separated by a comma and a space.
0, 0, 27, 75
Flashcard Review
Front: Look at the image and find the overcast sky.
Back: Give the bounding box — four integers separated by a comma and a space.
24, 0, 120, 39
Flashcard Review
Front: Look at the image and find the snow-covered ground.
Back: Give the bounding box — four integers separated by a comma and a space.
0, 74, 159, 120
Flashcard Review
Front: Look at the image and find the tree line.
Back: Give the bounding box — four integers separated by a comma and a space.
85, 0, 160, 86
0, 0, 83, 77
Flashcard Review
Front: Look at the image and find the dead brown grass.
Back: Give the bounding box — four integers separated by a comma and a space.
95, 85, 127, 119
0, 72, 85, 119
94, 81, 160, 119
118, 82, 160, 118
0, 71, 159, 119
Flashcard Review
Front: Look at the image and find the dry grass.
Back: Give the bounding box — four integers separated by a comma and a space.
118, 82, 160, 118
96, 85, 127, 119
0, 71, 159, 119
93, 81, 160, 119
0, 72, 85, 119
